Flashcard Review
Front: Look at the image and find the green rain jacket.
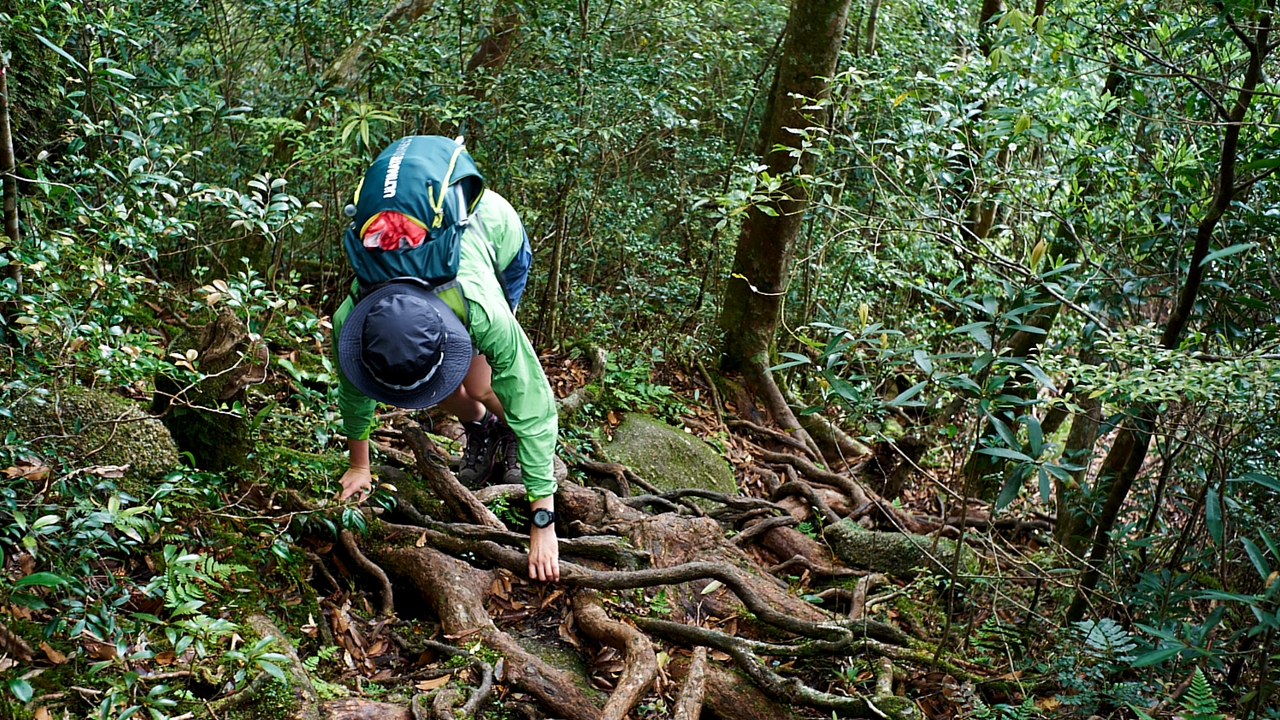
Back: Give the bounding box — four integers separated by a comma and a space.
331, 191, 558, 501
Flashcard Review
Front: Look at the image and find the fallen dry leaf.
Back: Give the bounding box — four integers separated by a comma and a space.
155, 650, 176, 666
39, 641, 67, 665
3, 460, 50, 482
539, 588, 565, 611
84, 642, 117, 661
415, 674, 451, 691
1037, 696, 1063, 711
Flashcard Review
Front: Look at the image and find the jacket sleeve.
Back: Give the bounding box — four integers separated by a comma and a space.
468, 298, 559, 501
331, 296, 378, 441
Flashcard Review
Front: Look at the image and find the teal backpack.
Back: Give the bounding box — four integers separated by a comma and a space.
343, 136, 486, 318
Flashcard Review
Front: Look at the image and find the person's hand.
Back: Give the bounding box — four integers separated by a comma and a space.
529, 524, 560, 582
338, 465, 372, 501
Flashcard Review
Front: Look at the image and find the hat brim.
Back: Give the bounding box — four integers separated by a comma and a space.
338, 283, 472, 409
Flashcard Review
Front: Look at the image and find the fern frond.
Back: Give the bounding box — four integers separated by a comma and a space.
1181, 668, 1224, 720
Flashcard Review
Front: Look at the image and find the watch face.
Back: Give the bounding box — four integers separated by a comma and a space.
532, 509, 553, 528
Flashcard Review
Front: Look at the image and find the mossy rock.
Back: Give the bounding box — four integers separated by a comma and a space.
603, 413, 735, 495
6, 385, 179, 482
823, 519, 976, 580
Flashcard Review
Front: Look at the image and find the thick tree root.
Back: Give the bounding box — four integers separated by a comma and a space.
667, 654, 800, 720
376, 545, 601, 720
755, 447, 871, 506
392, 637, 494, 719
571, 590, 657, 720
741, 359, 825, 462
393, 521, 843, 639
671, 646, 707, 720
339, 530, 395, 616
727, 417, 822, 461
633, 617, 917, 717
321, 699, 412, 719
403, 426, 502, 528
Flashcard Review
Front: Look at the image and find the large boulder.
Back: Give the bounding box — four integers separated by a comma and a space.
7, 385, 179, 480
823, 519, 976, 580
603, 414, 736, 495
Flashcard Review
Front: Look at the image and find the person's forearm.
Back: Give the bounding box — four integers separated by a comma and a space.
348, 439, 370, 469
531, 494, 554, 513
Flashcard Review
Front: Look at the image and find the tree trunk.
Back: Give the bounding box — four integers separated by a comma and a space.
863, 0, 882, 56
0, 56, 20, 299
1054, 376, 1100, 555
719, 0, 853, 459
1067, 3, 1273, 620
977, 0, 1004, 57
464, 4, 523, 81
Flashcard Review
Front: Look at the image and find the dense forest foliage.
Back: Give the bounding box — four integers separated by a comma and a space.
1, 0, 1278, 717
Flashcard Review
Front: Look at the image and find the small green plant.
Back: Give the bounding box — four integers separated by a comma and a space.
303, 644, 342, 672
486, 495, 527, 527
597, 357, 687, 420
144, 544, 248, 615
969, 696, 1038, 720
1131, 669, 1222, 720
648, 588, 672, 616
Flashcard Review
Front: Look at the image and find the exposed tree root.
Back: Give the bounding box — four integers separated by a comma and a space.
766, 553, 867, 579
755, 447, 871, 506
403, 426, 502, 528
321, 698, 412, 719
733, 514, 800, 546
741, 359, 825, 462
571, 590, 657, 720
849, 573, 889, 620
668, 653, 801, 720
313, 426, 986, 718
376, 545, 600, 719
772, 479, 841, 525
672, 646, 708, 720
634, 617, 919, 718
727, 417, 822, 461
0, 618, 33, 661
338, 530, 395, 616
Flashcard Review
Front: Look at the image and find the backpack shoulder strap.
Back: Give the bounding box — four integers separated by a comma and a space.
465, 204, 512, 306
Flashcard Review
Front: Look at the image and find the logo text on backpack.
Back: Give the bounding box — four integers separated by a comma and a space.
382, 137, 413, 198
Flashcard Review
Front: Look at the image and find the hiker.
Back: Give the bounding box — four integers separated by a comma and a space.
330, 136, 559, 582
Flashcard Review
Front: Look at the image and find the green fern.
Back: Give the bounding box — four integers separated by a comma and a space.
1180, 668, 1224, 720
967, 695, 1037, 720
1073, 618, 1136, 661
148, 545, 249, 611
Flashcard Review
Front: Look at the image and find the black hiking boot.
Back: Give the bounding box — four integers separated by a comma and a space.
458, 412, 500, 489
497, 423, 522, 485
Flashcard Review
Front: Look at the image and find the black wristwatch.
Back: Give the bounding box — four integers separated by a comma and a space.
531, 508, 556, 529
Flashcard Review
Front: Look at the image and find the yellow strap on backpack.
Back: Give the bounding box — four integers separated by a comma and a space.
425, 145, 466, 229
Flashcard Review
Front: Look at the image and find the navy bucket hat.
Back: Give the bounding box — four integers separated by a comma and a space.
337, 282, 472, 409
